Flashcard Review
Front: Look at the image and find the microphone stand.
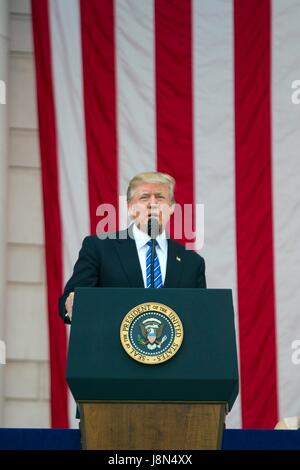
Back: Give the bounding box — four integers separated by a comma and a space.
148, 218, 159, 288
150, 238, 155, 288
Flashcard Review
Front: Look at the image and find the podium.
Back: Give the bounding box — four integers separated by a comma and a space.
66, 288, 239, 450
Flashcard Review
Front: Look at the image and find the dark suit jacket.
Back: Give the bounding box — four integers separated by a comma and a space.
59, 228, 206, 323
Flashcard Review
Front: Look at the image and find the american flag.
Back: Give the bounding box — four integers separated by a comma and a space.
31, 0, 300, 429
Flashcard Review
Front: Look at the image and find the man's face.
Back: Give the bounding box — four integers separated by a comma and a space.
128, 182, 174, 233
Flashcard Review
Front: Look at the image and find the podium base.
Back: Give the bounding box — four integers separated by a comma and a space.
79, 401, 226, 450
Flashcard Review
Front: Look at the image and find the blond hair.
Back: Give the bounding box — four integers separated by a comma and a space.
127, 172, 175, 203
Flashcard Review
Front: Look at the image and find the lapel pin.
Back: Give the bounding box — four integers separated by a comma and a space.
176, 256, 181, 262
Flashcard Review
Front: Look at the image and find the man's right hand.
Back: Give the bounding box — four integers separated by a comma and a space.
65, 292, 75, 321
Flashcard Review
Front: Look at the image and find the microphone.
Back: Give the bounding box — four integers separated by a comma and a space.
147, 217, 159, 239
147, 218, 159, 288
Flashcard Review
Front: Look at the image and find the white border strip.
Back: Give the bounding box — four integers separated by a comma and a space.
49, 0, 90, 427
272, 0, 300, 420
192, 0, 241, 427
115, 0, 156, 227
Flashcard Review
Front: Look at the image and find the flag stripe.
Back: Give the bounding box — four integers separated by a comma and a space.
49, 0, 90, 274
31, 0, 68, 427
49, 0, 89, 428
155, 0, 194, 243
234, 0, 278, 428
80, 0, 119, 234
115, 0, 156, 226
272, 0, 300, 419
192, 0, 241, 428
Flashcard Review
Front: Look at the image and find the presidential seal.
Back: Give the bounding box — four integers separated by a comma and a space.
120, 302, 183, 364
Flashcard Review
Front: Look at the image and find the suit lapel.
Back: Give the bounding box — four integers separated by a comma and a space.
164, 239, 183, 287
115, 228, 144, 287
114, 229, 183, 288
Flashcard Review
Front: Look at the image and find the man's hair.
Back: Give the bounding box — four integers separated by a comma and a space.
127, 172, 175, 203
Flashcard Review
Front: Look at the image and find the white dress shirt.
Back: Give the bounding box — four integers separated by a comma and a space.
132, 223, 168, 287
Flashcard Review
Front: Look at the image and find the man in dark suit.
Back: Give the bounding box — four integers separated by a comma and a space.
59, 172, 206, 323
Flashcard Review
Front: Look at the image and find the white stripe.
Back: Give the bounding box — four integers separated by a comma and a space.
147, 265, 160, 275
272, 0, 300, 420
192, 0, 241, 428
115, 0, 156, 228
49, 0, 90, 428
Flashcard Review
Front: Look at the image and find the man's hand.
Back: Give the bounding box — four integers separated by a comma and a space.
65, 292, 75, 321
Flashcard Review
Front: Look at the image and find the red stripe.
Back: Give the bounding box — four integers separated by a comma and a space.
80, 0, 118, 234
31, 0, 68, 428
234, 0, 278, 428
155, 0, 194, 244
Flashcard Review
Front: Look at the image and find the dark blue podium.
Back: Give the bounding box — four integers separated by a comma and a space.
66, 288, 239, 449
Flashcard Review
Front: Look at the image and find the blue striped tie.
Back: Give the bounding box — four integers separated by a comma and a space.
146, 240, 163, 288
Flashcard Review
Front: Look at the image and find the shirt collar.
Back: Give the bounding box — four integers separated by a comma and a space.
132, 223, 168, 252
